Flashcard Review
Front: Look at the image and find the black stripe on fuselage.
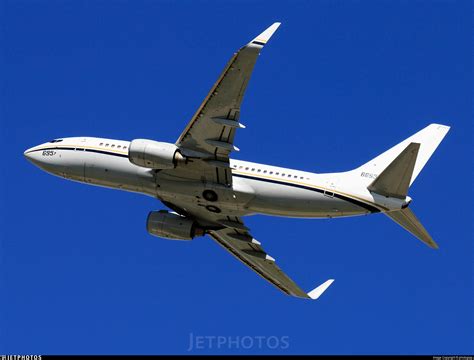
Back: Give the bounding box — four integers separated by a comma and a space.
25, 146, 128, 158
232, 173, 381, 213
252, 41, 266, 46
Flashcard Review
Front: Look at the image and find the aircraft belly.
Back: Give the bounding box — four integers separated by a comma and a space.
156, 176, 255, 216
241, 176, 366, 218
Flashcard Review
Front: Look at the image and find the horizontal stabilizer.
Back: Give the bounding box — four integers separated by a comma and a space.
307, 279, 335, 300
385, 208, 438, 249
368, 142, 420, 199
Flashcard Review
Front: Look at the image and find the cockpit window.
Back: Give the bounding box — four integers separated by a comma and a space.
49, 139, 63, 143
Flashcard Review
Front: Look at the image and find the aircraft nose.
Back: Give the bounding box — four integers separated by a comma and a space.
24, 147, 45, 170
24, 145, 47, 168
24, 148, 33, 160
24, 144, 66, 177
24, 147, 37, 163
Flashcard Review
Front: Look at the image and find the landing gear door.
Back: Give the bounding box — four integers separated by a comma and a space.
203, 179, 255, 210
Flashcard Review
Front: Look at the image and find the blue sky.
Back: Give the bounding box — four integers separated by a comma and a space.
1, 0, 472, 355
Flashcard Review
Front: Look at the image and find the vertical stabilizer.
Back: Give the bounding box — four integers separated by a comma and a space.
357, 124, 450, 186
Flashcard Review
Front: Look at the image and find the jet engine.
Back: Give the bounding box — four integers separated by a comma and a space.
146, 210, 204, 240
129, 139, 184, 169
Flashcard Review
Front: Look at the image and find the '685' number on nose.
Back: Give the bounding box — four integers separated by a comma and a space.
42, 150, 56, 156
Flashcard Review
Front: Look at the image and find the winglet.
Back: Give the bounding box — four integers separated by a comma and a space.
307, 279, 335, 300
250, 22, 281, 46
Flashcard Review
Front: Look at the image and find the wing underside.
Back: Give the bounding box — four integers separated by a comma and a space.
210, 226, 334, 299
165, 201, 334, 300
166, 23, 281, 186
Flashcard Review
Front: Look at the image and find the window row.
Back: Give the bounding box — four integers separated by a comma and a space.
232, 164, 309, 181
99, 142, 127, 150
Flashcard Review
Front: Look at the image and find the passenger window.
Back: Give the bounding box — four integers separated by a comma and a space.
117, 145, 121, 149
263, 170, 267, 173
251, 168, 255, 171
257, 169, 261, 172
106, 144, 109, 147
276, 172, 279, 175
245, 167, 249, 170
111, 144, 115, 148
99, 142, 104, 146
269, 171, 273, 174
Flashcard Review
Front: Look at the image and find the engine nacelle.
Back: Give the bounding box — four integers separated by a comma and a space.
129, 139, 184, 169
146, 210, 204, 240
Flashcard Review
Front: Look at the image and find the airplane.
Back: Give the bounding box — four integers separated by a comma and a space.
24, 23, 450, 300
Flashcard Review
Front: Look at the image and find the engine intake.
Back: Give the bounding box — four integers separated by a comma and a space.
129, 139, 184, 169
146, 211, 204, 240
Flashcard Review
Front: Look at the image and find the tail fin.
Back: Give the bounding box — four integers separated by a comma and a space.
385, 208, 438, 249
357, 123, 450, 187
358, 123, 450, 249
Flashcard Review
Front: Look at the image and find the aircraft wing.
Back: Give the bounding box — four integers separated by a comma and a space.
208, 220, 334, 300
173, 23, 281, 186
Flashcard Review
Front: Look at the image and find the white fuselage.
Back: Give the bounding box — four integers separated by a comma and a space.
24, 137, 401, 218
